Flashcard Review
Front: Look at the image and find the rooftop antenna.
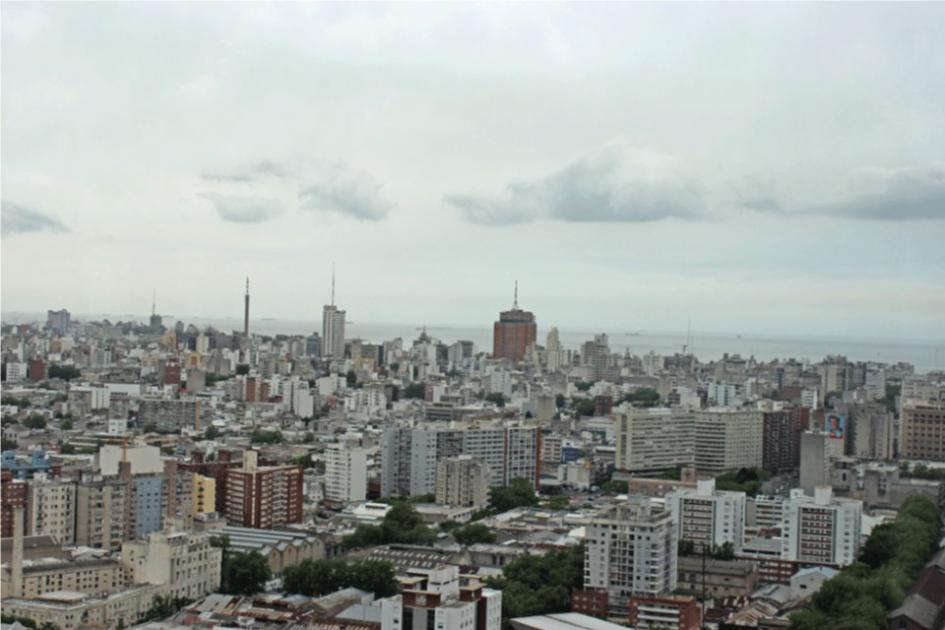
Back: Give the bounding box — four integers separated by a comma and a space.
151, 290, 156, 317
513, 280, 519, 309
331, 262, 336, 306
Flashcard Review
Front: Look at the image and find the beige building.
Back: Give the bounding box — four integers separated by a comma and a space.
192, 474, 216, 516
435, 455, 490, 508
694, 409, 763, 474
1, 558, 126, 600
900, 404, 945, 461
27, 478, 77, 544
615, 408, 695, 474
122, 530, 222, 601
75, 477, 130, 551
2, 585, 165, 630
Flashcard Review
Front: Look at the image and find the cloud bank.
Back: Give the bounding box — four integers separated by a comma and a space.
1, 200, 68, 236
448, 141, 705, 225
200, 159, 392, 222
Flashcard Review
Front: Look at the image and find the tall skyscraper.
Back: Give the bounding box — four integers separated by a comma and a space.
322, 266, 346, 359
243, 277, 250, 337
492, 281, 536, 361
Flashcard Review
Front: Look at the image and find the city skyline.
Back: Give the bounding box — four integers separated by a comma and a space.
2, 3, 944, 338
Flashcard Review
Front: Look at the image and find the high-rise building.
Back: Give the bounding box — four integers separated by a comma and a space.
580, 334, 617, 381
381, 423, 540, 497
324, 443, 368, 503
45, 309, 70, 335
666, 479, 746, 553
694, 410, 764, 474
583, 498, 677, 617
615, 409, 695, 475
780, 487, 862, 567
321, 267, 346, 359
243, 277, 250, 337
900, 404, 945, 461
762, 410, 803, 473
26, 478, 76, 544
492, 282, 536, 362
545, 327, 565, 372
0, 471, 27, 538
435, 455, 490, 508
224, 451, 303, 529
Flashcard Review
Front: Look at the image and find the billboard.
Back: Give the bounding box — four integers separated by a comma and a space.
824, 413, 846, 440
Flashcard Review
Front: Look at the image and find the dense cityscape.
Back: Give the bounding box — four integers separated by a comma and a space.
1, 284, 943, 630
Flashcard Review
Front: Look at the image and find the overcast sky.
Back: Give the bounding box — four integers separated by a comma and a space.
2, 2, 944, 339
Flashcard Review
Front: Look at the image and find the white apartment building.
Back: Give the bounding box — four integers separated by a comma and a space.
694, 409, 764, 474
379, 565, 501, 630
435, 456, 490, 508
584, 498, 677, 617
5, 362, 27, 382
708, 382, 741, 407
615, 408, 695, 474
324, 443, 368, 503
666, 479, 746, 552
27, 477, 77, 544
780, 487, 862, 567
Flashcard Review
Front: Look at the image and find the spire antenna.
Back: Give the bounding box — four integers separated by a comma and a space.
513, 280, 519, 309
331, 263, 336, 306
152, 289, 156, 316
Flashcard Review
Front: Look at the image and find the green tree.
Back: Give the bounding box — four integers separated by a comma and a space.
574, 381, 593, 392
453, 522, 496, 545
250, 429, 283, 444
600, 479, 628, 494
572, 398, 596, 417
60, 444, 76, 455
60, 419, 73, 431
1, 438, 18, 451
221, 550, 271, 595
346, 370, 358, 388
485, 392, 506, 407
235, 364, 250, 376
48, 364, 80, 381
343, 503, 436, 549
142, 421, 159, 434
485, 545, 584, 627
402, 383, 426, 399
204, 426, 222, 440
283, 559, 398, 598
490, 478, 538, 512
23, 414, 47, 429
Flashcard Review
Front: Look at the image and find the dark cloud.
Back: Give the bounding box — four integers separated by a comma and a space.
198, 192, 285, 223
448, 141, 705, 225
814, 165, 945, 220
200, 160, 292, 183
298, 163, 391, 221
1, 200, 68, 236
740, 164, 945, 221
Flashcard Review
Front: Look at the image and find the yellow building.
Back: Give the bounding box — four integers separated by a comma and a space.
192, 474, 216, 516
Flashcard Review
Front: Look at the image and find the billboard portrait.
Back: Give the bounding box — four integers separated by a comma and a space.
824, 413, 846, 439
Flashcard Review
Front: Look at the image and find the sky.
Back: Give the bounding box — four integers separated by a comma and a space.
2, 2, 945, 339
